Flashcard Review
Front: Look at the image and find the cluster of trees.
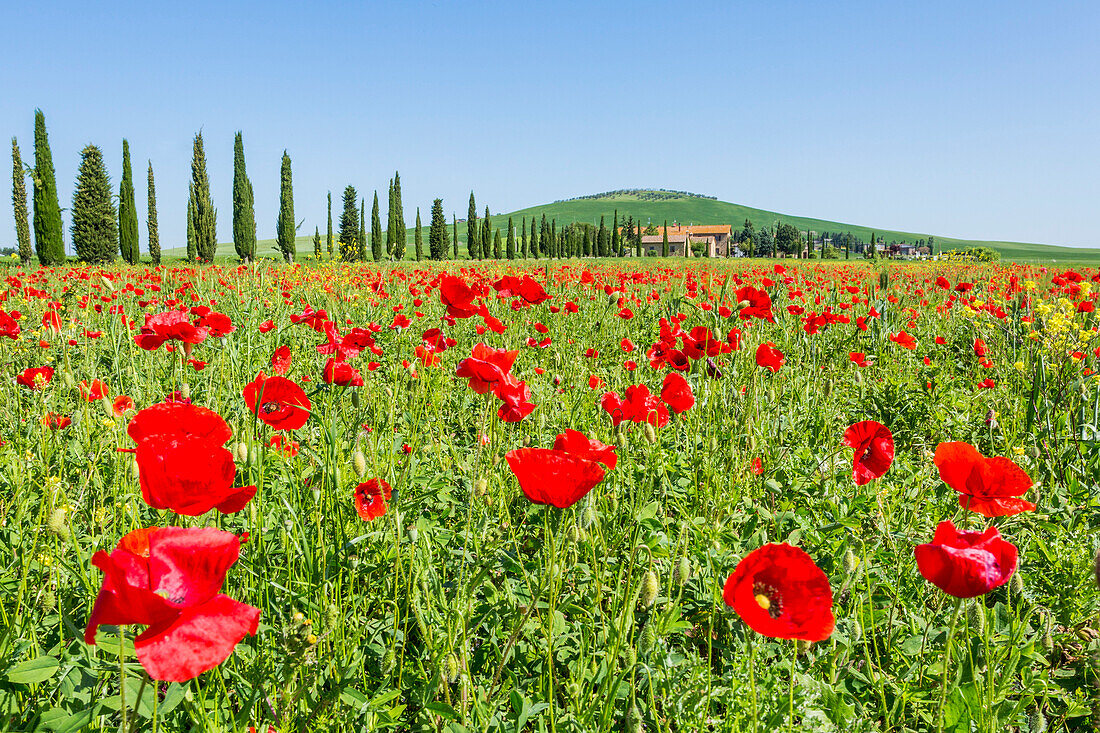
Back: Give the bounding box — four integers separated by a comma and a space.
558, 189, 718, 202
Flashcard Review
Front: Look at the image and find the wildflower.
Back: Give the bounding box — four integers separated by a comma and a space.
723, 543, 834, 641
934, 442, 1035, 516
242, 373, 311, 430
914, 521, 1018, 598
354, 478, 392, 521
842, 421, 894, 485
754, 342, 784, 373
505, 446, 607, 509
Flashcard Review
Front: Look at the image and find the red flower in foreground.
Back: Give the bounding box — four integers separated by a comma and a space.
660, 373, 695, 414
439, 275, 485, 319
723, 543, 834, 641
934, 442, 1035, 517
84, 527, 260, 682
16, 366, 54, 390
270, 345, 292, 376
505, 447, 607, 509
242, 373, 311, 430
79, 379, 109, 402
354, 478, 392, 521
849, 352, 869, 368
553, 429, 618, 470
842, 421, 894, 485
601, 384, 669, 428
755, 342, 784, 373
323, 358, 364, 387
0, 309, 21, 339
914, 521, 1018, 598
495, 375, 535, 423
455, 343, 518, 395
133, 310, 209, 351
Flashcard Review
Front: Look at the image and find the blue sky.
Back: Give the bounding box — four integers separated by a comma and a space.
2, 0, 1097, 250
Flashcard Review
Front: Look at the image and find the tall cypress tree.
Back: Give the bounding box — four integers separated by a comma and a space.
611, 210, 620, 257
186, 196, 196, 261
429, 198, 447, 260
371, 191, 383, 262
530, 218, 539, 260
466, 193, 478, 259
326, 191, 334, 256
313, 227, 322, 257
414, 207, 423, 261
189, 132, 217, 262
71, 144, 118, 264
32, 110, 64, 265
583, 227, 592, 257
635, 223, 642, 257
452, 214, 458, 259
662, 221, 669, 257
521, 217, 527, 259
339, 185, 359, 261
597, 216, 607, 257
359, 198, 367, 261
481, 206, 491, 259
232, 132, 257, 262
550, 219, 557, 258
385, 178, 395, 257
147, 161, 160, 266
869, 232, 877, 261
11, 138, 32, 266
506, 216, 515, 259
493, 230, 502, 259
118, 140, 139, 264
391, 171, 406, 259
276, 151, 295, 262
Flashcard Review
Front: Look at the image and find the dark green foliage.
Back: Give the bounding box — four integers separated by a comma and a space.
481, 206, 491, 259
188, 132, 217, 262
611, 210, 620, 256
583, 227, 592, 257
11, 138, 32, 266
313, 227, 321, 257
506, 216, 515, 259
493, 229, 502, 259
662, 221, 669, 257
775, 222, 801, 256
327, 192, 334, 256
550, 219, 557, 258
597, 215, 607, 257
539, 215, 549, 257
466, 193, 478, 259
339, 185, 360, 261
232, 132, 257, 262
452, 214, 458, 259
371, 191, 383, 262
869, 231, 877, 261
391, 172, 406, 259
756, 225, 774, 257
414, 207, 422, 261
32, 110, 64, 265
359, 198, 367, 261
146, 162, 160, 266
186, 196, 196, 261
71, 144, 118, 264
276, 152, 296, 262
118, 140, 139, 264
529, 217, 539, 260
521, 217, 527, 259
429, 198, 448, 260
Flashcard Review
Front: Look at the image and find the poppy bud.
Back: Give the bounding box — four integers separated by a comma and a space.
180, 383, 191, 401
46, 508, 68, 540
843, 547, 858, 575
248, 444, 260, 467
332, 464, 342, 487
353, 450, 367, 478
580, 505, 596, 529
1010, 570, 1024, 596
406, 525, 418, 544
522, 435, 532, 446
566, 524, 580, 543
797, 639, 812, 655
737, 300, 751, 310
492, 451, 503, 467
234, 441, 249, 463
130, 457, 140, 479
637, 624, 656, 656
639, 570, 659, 608
62, 371, 75, 389
40, 589, 56, 611
100, 397, 114, 417
674, 556, 691, 586
626, 704, 643, 733
967, 602, 986, 634
444, 653, 461, 684
851, 618, 862, 642
324, 602, 339, 632
854, 370, 863, 384
621, 646, 637, 670
382, 647, 395, 672
384, 387, 394, 401
474, 477, 488, 496
351, 389, 360, 409
1028, 709, 1046, 733
1041, 617, 1053, 654
643, 423, 657, 444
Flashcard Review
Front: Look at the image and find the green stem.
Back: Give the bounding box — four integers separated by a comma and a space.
936, 599, 963, 733
119, 626, 127, 731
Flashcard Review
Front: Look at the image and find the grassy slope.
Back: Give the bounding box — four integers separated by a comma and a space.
161, 191, 1100, 265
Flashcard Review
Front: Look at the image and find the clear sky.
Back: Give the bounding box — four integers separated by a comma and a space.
3, 0, 1097, 251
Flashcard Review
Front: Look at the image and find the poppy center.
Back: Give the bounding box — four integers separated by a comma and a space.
753, 581, 783, 619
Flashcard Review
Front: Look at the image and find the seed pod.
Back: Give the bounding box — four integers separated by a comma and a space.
639, 570, 659, 608
130, 457, 140, 479
643, 423, 657, 445
474, 477, 488, 496
580, 505, 597, 529
674, 556, 691, 586
180, 383, 191, 401
233, 441, 247, 463
851, 618, 863, 642
100, 397, 114, 417
350, 389, 360, 409
967, 602, 986, 635
621, 646, 637, 670
324, 602, 339, 632
843, 547, 858, 575
854, 370, 863, 385
1028, 709, 1047, 733
384, 387, 394, 401
566, 524, 580, 543
406, 525, 418, 544
626, 704, 643, 733
637, 624, 656, 656
444, 653, 461, 684
62, 371, 75, 389
46, 508, 69, 540
352, 450, 367, 478
1010, 570, 1024, 595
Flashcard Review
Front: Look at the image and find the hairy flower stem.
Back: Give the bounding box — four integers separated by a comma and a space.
936, 599, 964, 733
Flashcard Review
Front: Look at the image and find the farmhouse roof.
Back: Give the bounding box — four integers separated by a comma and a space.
642, 234, 688, 244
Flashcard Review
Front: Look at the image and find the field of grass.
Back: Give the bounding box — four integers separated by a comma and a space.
1, 258, 1098, 732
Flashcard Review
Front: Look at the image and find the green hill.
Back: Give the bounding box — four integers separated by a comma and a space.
161, 189, 1100, 265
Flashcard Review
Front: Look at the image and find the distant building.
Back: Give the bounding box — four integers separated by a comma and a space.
641, 233, 690, 256
633, 224, 733, 257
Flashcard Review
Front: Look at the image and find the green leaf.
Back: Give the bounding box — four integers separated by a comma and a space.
7, 656, 59, 685
425, 701, 459, 721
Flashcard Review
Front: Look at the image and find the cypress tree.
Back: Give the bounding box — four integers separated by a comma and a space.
466, 193, 478, 259
414, 207, 423, 261
313, 227, 322, 257
385, 178, 395, 257
391, 172, 406, 259
71, 144, 118, 264
529, 217, 539, 260
326, 191, 334, 256
371, 191, 383, 262
493, 230, 502, 259
147, 161, 160, 266
276, 151, 295, 262
189, 132, 217, 262
506, 216, 515, 259
359, 198, 367, 261
869, 232, 877, 261
551, 219, 557, 258
118, 140, 139, 264
583, 227, 592, 257
597, 216, 607, 257
662, 221, 669, 257
11, 138, 32, 266
339, 185, 360, 261
232, 132, 257, 262
32, 110, 65, 265
429, 198, 447, 260
521, 217, 528, 259
486, 205, 495, 259
540, 215, 549, 257
452, 214, 458, 259
186, 196, 196, 261
611, 210, 620, 256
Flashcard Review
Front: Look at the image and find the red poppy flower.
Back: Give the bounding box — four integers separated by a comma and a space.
505, 447, 606, 509
270, 345, 292, 376
0, 309, 21, 339
43, 412, 71, 430
553, 429, 618, 470
849, 352, 869, 367
79, 379, 109, 402
660, 373, 695, 414
750, 457, 763, 475
16, 366, 54, 390
842, 421, 894, 485
601, 385, 669, 428
755, 342, 784, 373
933, 442, 1035, 516
439, 275, 485, 319
195, 311, 234, 338
112, 395, 135, 416
455, 343, 518, 395
889, 331, 917, 350
973, 338, 988, 357
258, 319, 275, 333
84, 526, 260, 681
242, 373, 311, 430
323, 358, 364, 387
136, 434, 253, 516
128, 402, 233, 445
354, 478, 392, 521
723, 543, 834, 641
269, 435, 299, 457
914, 521, 1018, 598
42, 310, 63, 332
133, 310, 209, 351
735, 287, 774, 322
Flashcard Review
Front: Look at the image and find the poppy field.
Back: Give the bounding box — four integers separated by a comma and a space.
1, 258, 1099, 732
